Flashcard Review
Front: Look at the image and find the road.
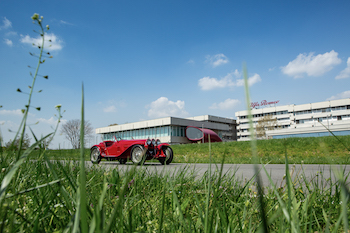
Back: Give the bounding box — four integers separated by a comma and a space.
89, 162, 350, 188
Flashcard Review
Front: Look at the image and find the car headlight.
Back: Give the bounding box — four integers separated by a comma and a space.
152, 139, 156, 146
146, 139, 151, 146
156, 139, 161, 145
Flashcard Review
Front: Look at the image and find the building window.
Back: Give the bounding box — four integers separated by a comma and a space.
332, 106, 346, 111
338, 116, 342, 120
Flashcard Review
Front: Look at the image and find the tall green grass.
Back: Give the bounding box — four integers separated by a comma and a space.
1, 154, 349, 232
0, 14, 349, 232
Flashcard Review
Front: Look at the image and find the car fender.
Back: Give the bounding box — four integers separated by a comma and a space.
91, 144, 102, 151
158, 143, 170, 149
118, 141, 147, 157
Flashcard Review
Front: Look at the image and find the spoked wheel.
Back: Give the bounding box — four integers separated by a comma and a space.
131, 145, 145, 165
119, 158, 127, 164
91, 147, 101, 164
159, 147, 173, 165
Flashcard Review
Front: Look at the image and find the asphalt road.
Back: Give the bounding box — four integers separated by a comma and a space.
89, 162, 350, 188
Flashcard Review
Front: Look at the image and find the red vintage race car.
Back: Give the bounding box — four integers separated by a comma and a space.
90, 136, 173, 165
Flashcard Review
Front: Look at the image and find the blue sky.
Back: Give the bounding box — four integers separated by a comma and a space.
1, 0, 350, 148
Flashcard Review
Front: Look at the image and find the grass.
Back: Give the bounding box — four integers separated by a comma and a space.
1, 13, 350, 232
27, 135, 350, 164
172, 135, 350, 164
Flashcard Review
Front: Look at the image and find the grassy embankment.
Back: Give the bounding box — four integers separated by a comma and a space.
29, 135, 350, 164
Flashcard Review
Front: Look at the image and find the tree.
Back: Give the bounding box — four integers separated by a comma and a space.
60, 119, 94, 149
256, 115, 278, 139
5, 134, 31, 150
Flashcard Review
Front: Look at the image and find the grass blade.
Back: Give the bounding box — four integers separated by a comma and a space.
79, 83, 88, 232
243, 63, 268, 232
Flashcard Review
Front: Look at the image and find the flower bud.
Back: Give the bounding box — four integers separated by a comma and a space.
31, 13, 39, 20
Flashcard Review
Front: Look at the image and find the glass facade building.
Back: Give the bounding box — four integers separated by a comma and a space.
96, 115, 236, 144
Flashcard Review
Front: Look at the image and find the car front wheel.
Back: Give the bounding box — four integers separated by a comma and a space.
91, 147, 101, 164
159, 147, 173, 165
131, 145, 145, 165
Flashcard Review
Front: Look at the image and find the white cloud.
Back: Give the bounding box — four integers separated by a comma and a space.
4, 38, 12, 46
187, 59, 195, 64
5, 31, 17, 37
198, 76, 232, 90
281, 50, 341, 78
198, 70, 261, 90
0, 109, 36, 117
210, 98, 240, 110
335, 57, 350, 79
60, 20, 74, 26
205, 54, 229, 67
147, 97, 189, 118
20, 33, 63, 51
0, 17, 12, 30
236, 73, 262, 87
103, 105, 117, 113
198, 71, 237, 90
327, 90, 350, 101
37, 116, 65, 126
100, 100, 126, 113
0, 109, 24, 116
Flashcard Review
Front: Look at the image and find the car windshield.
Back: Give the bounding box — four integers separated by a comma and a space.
113, 136, 122, 141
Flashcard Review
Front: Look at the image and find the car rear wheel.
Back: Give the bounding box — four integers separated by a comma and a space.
159, 147, 173, 165
91, 147, 101, 164
131, 145, 145, 165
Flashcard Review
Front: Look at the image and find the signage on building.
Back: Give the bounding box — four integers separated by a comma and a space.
251, 100, 279, 109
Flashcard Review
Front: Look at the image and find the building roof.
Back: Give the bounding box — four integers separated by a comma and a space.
96, 115, 236, 134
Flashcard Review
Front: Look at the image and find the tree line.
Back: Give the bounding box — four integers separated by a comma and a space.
2, 119, 94, 150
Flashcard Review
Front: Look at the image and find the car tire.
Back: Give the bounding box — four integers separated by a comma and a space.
91, 147, 101, 164
119, 158, 127, 164
159, 147, 173, 165
131, 145, 145, 165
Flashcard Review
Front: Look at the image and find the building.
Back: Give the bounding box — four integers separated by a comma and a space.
235, 98, 350, 141
95, 115, 236, 144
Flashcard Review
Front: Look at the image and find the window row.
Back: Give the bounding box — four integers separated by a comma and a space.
295, 115, 350, 124
295, 105, 350, 115
239, 111, 289, 119
103, 126, 187, 140
239, 117, 291, 125
239, 105, 350, 119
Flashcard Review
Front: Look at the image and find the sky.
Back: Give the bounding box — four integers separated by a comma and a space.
1, 0, 350, 149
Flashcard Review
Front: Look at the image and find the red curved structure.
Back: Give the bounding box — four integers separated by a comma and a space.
185, 126, 222, 143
